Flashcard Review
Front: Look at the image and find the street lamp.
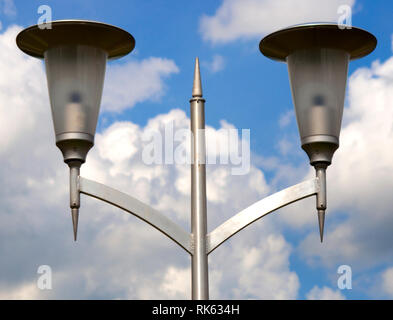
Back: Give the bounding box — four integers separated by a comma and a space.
16, 20, 376, 300
260, 23, 376, 241
16, 20, 135, 240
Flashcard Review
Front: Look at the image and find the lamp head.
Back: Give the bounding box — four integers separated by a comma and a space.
16, 20, 135, 164
260, 23, 376, 166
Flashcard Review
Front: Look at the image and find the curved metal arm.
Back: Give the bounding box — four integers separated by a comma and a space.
78, 176, 193, 255
206, 177, 320, 254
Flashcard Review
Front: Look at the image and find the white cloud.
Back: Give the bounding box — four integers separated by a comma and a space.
101, 57, 179, 112
0, 282, 42, 300
202, 54, 225, 73
199, 0, 355, 44
0, 25, 48, 152
159, 266, 191, 299
380, 267, 393, 298
306, 286, 346, 300
1, 0, 16, 17
210, 232, 299, 299
277, 138, 293, 156
95, 121, 141, 176
279, 110, 294, 128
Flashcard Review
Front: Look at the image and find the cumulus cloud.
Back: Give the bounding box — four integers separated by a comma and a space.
210, 233, 299, 299
379, 267, 393, 298
0, 25, 297, 299
101, 57, 179, 112
0, 282, 42, 300
278, 110, 294, 129
306, 286, 346, 300
1, 0, 16, 17
159, 266, 191, 299
202, 55, 225, 73
199, 0, 355, 44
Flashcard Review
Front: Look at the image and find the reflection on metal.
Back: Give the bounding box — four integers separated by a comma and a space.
315, 165, 327, 242
16, 20, 136, 240
190, 57, 209, 300
16, 20, 135, 59
259, 23, 377, 241
259, 23, 377, 61
69, 161, 81, 241
78, 176, 193, 254
207, 178, 320, 254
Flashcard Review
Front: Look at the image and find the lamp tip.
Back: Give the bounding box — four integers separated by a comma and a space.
318, 209, 325, 243
71, 208, 79, 241
192, 57, 203, 98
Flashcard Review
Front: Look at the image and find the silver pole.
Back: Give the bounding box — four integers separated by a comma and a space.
315, 164, 327, 242
190, 57, 209, 300
69, 161, 81, 241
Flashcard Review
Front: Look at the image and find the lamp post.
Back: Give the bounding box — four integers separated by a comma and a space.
16, 20, 376, 300
16, 20, 135, 240
260, 23, 377, 241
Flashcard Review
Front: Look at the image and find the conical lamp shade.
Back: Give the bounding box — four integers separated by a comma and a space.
16, 20, 135, 163
287, 47, 349, 161
45, 45, 107, 146
260, 23, 377, 165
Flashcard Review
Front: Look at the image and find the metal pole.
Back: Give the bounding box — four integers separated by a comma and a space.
315, 164, 327, 242
190, 57, 209, 300
69, 161, 81, 241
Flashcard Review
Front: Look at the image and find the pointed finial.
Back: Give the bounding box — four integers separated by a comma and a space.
318, 209, 325, 242
192, 57, 203, 97
72, 208, 79, 241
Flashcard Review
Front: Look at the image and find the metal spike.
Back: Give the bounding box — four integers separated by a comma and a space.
318, 209, 325, 242
72, 208, 79, 241
192, 57, 203, 97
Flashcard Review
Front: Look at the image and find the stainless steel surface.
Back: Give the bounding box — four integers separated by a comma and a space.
16, 21, 135, 241
207, 178, 320, 254
78, 176, 193, 254
301, 142, 338, 166
287, 47, 349, 165
260, 23, 376, 167
190, 58, 209, 300
315, 165, 327, 242
16, 20, 135, 59
45, 45, 107, 144
259, 23, 377, 61
317, 210, 325, 242
69, 161, 81, 241
16, 21, 134, 165
192, 58, 203, 97
71, 208, 79, 242
259, 23, 377, 244
45, 45, 106, 163
55, 133, 94, 164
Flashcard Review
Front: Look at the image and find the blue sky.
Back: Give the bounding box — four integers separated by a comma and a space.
1, 0, 393, 299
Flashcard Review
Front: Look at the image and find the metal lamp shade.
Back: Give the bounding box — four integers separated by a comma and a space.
287, 48, 349, 163
260, 23, 377, 165
16, 20, 135, 163
45, 45, 107, 157
16, 20, 135, 241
